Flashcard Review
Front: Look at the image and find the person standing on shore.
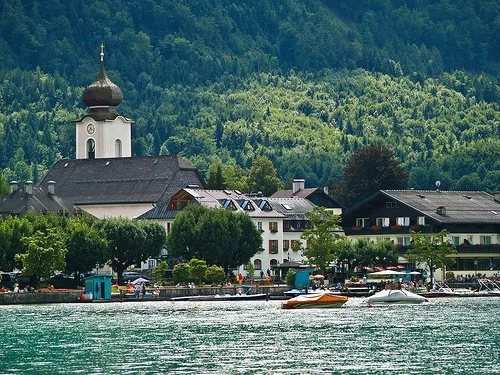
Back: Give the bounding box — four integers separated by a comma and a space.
135, 283, 141, 299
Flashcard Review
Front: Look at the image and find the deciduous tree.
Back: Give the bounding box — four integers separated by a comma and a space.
334, 143, 409, 207
406, 229, 457, 287
301, 206, 342, 274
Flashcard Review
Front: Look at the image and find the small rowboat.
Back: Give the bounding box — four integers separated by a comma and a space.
282, 292, 348, 309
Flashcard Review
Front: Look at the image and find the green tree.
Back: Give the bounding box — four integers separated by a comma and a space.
16, 228, 67, 288
189, 258, 208, 285
0, 216, 33, 270
151, 261, 169, 279
172, 263, 190, 284
205, 264, 226, 284
223, 164, 249, 192
206, 158, 225, 189
0, 169, 9, 198
247, 156, 281, 196
301, 206, 342, 274
167, 204, 262, 272
406, 229, 457, 287
286, 268, 297, 287
245, 261, 255, 282
334, 143, 409, 207
99, 218, 165, 285
64, 215, 109, 284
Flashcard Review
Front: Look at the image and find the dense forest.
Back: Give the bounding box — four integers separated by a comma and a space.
0, 0, 499, 195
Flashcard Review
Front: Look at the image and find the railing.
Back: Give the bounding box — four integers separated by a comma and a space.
395, 244, 500, 255
346, 225, 434, 236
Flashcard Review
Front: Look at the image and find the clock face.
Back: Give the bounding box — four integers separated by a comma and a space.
86, 124, 96, 135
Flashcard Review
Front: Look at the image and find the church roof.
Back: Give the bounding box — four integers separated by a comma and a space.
0, 185, 78, 218
37, 155, 205, 206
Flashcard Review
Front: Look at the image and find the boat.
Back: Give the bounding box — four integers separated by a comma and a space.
365, 289, 427, 305
282, 292, 348, 309
476, 279, 500, 296
417, 282, 476, 298
171, 285, 268, 301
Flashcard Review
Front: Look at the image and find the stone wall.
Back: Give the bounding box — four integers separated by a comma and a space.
0, 291, 82, 305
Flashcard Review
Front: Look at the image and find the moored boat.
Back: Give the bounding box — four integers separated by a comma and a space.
365, 289, 427, 305
282, 292, 348, 309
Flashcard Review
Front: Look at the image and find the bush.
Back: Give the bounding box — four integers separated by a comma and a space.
286, 269, 296, 287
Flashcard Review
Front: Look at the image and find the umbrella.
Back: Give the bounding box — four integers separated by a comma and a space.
370, 270, 406, 275
131, 277, 150, 284
313, 274, 325, 279
386, 266, 397, 270
375, 266, 385, 271
396, 265, 406, 269
409, 271, 421, 275
362, 266, 373, 271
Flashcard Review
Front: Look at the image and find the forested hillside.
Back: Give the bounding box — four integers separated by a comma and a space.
0, 0, 498, 194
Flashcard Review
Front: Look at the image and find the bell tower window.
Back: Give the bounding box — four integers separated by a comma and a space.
115, 139, 122, 157
87, 139, 96, 159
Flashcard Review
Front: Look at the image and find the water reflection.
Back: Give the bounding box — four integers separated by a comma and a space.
0, 298, 499, 374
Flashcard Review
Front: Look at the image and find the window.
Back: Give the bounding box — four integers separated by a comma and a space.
167, 222, 171, 234
355, 218, 369, 227
291, 240, 300, 250
283, 240, 290, 250
397, 237, 411, 246
417, 216, 426, 225
269, 240, 278, 254
87, 139, 95, 159
376, 217, 390, 227
270, 259, 278, 268
283, 221, 290, 230
480, 236, 491, 245
257, 222, 263, 231
115, 139, 122, 157
386, 201, 399, 208
450, 236, 460, 246
269, 222, 278, 232
254, 259, 262, 270
148, 259, 155, 269
396, 217, 410, 226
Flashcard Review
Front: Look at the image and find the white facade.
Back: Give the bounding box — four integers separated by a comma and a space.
75, 116, 132, 159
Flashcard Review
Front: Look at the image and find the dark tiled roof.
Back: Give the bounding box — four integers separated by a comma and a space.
37, 155, 205, 206
381, 190, 500, 224
0, 186, 78, 218
271, 188, 317, 199
267, 198, 315, 220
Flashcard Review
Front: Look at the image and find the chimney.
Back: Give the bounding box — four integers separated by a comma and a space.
25, 180, 33, 195
494, 192, 500, 203
48, 180, 56, 195
9, 181, 18, 194
292, 179, 305, 194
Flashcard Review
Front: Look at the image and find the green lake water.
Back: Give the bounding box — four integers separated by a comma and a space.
0, 297, 498, 375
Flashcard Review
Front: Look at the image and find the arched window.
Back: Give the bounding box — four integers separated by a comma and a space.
253, 259, 262, 270
270, 259, 278, 269
87, 139, 95, 159
115, 139, 122, 157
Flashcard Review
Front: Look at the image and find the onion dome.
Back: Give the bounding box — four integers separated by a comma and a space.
82, 44, 123, 115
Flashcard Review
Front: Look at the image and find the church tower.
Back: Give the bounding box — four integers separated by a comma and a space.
74, 45, 133, 159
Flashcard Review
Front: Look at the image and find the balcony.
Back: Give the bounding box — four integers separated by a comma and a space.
395, 244, 500, 256
346, 224, 434, 236
456, 244, 500, 254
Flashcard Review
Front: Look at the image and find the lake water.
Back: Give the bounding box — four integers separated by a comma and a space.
0, 297, 498, 374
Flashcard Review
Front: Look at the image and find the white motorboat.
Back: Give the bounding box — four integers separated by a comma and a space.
366, 289, 427, 305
